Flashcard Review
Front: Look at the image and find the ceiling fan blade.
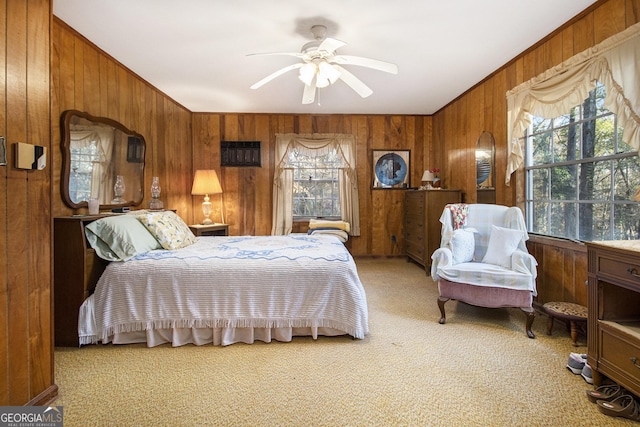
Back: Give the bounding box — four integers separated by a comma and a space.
332, 55, 398, 74
302, 78, 317, 104
250, 63, 304, 89
333, 65, 373, 98
317, 37, 346, 54
246, 52, 304, 59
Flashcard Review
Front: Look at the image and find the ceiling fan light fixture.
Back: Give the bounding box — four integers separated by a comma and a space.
318, 61, 341, 84
298, 63, 316, 86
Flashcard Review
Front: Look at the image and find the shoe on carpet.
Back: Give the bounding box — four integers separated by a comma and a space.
566, 352, 587, 374
581, 362, 593, 384
597, 394, 640, 421
587, 383, 625, 403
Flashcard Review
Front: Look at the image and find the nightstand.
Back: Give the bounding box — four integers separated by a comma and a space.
189, 223, 229, 236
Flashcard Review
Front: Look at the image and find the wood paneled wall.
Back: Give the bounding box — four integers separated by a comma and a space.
527, 236, 589, 307
192, 114, 432, 256
432, 0, 639, 304
51, 18, 193, 220
0, 0, 57, 405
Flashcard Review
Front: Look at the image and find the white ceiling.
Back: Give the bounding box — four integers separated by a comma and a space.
53, 0, 597, 115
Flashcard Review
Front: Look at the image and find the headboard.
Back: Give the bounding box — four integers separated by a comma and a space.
53, 214, 110, 346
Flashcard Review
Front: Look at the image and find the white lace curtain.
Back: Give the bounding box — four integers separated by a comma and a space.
505, 22, 640, 184
272, 133, 360, 236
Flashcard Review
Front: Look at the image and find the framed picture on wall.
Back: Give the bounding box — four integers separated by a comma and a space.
371, 149, 410, 189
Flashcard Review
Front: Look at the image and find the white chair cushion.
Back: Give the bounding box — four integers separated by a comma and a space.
482, 225, 524, 268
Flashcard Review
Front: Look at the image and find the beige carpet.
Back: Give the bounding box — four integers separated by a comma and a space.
54, 258, 634, 426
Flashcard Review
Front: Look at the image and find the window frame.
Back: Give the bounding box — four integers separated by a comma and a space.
288, 147, 343, 220
523, 85, 640, 242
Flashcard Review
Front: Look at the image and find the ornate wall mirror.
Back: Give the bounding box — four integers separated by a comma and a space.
476, 131, 496, 203
60, 110, 146, 210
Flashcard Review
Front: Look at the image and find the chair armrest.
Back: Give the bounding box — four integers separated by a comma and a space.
430, 247, 452, 281
511, 249, 538, 278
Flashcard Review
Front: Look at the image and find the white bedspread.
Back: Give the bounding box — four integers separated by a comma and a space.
82, 234, 369, 346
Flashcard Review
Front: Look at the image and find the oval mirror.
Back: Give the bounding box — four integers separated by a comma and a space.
60, 110, 146, 210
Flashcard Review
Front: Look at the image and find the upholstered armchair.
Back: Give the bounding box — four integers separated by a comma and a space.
430, 204, 537, 338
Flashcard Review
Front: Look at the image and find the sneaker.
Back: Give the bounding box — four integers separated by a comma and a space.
567, 352, 587, 374
582, 363, 594, 384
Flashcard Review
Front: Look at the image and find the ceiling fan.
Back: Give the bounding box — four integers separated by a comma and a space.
248, 25, 398, 104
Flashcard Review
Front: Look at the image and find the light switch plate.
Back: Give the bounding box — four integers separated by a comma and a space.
15, 142, 47, 170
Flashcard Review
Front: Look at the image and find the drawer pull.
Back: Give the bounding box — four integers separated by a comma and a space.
627, 268, 640, 279
631, 357, 640, 369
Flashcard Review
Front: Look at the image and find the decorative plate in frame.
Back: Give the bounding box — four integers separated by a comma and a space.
372, 149, 410, 189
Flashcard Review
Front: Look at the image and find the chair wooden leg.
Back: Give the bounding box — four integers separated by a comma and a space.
437, 297, 449, 324
522, 308, 536, 339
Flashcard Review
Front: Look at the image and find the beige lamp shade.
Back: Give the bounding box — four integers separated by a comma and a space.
421, 170, 435, 182
191, 169, 223, 225
191, 169, 223, 195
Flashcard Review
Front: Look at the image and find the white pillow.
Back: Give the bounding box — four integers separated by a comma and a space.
450, 229, 475, 264
482, 225, 524, 269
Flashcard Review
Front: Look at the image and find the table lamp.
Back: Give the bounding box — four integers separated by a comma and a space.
191, 169, 223, 225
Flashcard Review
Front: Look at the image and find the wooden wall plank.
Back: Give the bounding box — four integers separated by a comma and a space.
6, 0, 30, 405
544, 32, 564, 71
626, 0, 640, 26
594, 0, 627, 42
573, 12, 595, 53
562, 26, 575, 61
0, 0, 8, 406
26, 0, 52, 399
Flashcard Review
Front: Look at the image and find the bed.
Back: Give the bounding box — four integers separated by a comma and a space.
76, 211, 369, 347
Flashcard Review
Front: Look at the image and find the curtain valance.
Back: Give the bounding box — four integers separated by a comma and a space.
505, 22, 640, 184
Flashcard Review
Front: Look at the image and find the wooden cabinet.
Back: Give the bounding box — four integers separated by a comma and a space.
54, 215, 110, 347
189, 223, 229, 236
404, 189, 461, 270
587, 241, 640, 397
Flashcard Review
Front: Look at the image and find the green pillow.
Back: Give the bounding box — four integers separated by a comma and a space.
86, 214, 162, 261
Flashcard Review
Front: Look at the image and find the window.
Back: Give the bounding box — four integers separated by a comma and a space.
69, 140, 100, 203
273, 133, 359, 236
524, 83, 640, 241
288, 148, 342, 219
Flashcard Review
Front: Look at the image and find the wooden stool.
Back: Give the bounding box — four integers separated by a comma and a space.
543, 301, 588, 347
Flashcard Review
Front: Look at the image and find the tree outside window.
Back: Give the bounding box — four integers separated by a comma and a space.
288, 148, 342, 219
69, 140, 100, 203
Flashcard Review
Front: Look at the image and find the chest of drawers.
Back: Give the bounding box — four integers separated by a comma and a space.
404, 189, 461, 270
587, 241, 640, 395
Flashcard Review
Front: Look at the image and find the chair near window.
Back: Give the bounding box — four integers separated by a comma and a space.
431, 204, 538, 338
